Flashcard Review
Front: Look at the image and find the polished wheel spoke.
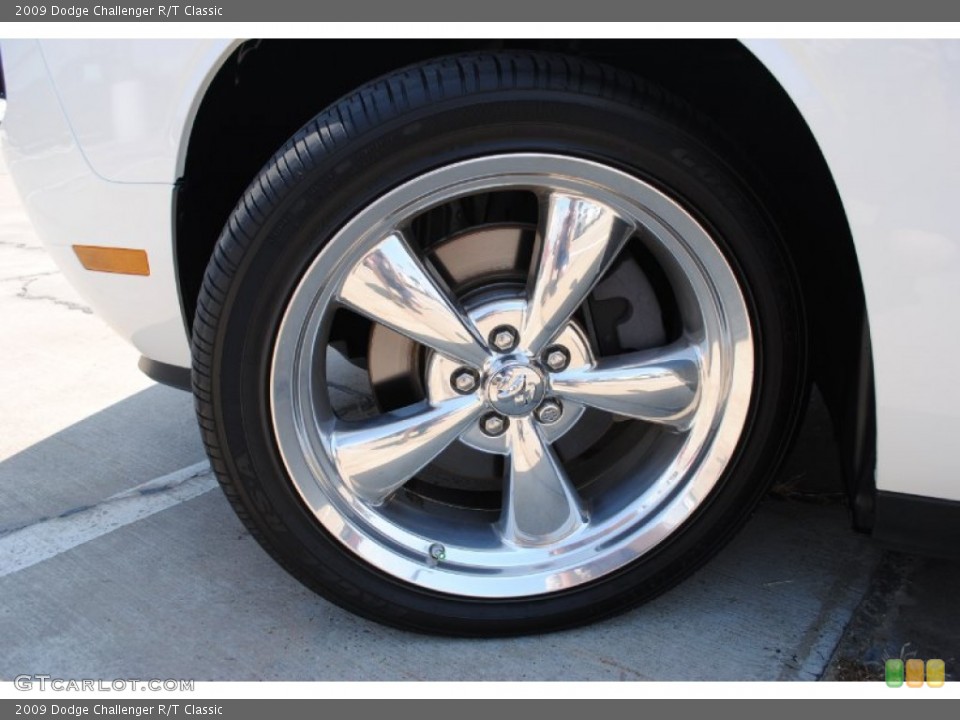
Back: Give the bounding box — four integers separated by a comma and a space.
521, 193, 636, 354
500, 415, 587, 546
331, 395, 483, 506
337, 231, 489, 367
550, 341, 701, 430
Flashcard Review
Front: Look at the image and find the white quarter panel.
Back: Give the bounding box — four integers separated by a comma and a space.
0, 40, 190, 366
746, 40, 960, 501
37, 39, 239, 183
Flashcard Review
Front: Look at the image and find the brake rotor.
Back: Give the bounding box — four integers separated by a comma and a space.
368, 224, 535, 410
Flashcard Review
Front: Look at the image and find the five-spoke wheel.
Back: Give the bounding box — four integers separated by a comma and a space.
270, 154, 751, 597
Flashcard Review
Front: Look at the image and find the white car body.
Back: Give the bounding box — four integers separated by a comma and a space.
2, 38, 958, 553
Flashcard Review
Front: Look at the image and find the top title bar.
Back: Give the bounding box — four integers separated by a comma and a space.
4, 0, 960, 22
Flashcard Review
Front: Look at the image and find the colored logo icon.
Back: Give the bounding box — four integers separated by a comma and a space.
885, 659, 904, 687
927, 659, 946, 688
906, 659, 925, 687
885, 658, 946, 687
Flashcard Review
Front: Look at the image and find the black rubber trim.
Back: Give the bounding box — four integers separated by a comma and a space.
872, 491, 960, 559
849, 319, 877, 532
138, 356, 191, 392
171, 179, 193, 344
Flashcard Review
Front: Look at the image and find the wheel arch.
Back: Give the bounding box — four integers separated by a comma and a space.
174, 39, 875, 525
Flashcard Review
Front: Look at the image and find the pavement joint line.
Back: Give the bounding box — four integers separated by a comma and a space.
15, 276, 94, 314
0, 270, 61, 283
0, 460, 214, 579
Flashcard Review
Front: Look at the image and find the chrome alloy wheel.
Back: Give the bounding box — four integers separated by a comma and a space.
270, 153, 753, 599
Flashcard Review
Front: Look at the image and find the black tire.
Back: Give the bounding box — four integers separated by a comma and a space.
192, 52, 806, 636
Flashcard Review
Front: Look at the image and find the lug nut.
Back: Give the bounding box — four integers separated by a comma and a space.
544, 346, 570, 372
428, 543, 446, 561
535, 400, 563, 425
490, 326, 518, 352
480, 413, 508, 437
451, 368, 478, 394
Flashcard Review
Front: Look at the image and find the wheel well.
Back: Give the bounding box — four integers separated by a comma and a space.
176, 39, 874, 521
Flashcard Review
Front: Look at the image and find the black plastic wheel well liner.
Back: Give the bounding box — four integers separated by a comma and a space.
176, 39, 873, 520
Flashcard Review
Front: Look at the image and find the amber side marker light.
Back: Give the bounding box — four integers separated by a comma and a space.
73, 245, 150, 276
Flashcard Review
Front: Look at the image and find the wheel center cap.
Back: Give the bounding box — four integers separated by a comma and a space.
485, 362, 545, 416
